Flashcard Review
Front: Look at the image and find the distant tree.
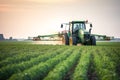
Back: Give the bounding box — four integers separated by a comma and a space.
0, 34, 5, 40
9, 37, 13, 40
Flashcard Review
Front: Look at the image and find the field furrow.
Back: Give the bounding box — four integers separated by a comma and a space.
9, 47, 73, 80
72, 48, 91, 80
0, 42, 119, 80
0, 47, 67, 80
44, 48, 81, 80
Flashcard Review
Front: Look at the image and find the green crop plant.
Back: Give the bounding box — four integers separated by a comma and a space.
9, 47, 73, 80
0, 42, 119, 80
72, 48, 91, 80
93, 48, 119, 80
0, 47, 67, 80
44, 48, 81, 80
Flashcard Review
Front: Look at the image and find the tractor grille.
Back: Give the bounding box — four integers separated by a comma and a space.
84, 34, 90, 41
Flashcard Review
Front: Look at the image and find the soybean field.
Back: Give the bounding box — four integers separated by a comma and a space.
0, 41, 120, 80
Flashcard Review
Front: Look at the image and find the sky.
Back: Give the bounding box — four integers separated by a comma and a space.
0, 0, 120, 39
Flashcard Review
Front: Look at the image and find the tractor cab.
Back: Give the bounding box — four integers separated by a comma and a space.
72, 21, 86, 30
72, 22, 86, 36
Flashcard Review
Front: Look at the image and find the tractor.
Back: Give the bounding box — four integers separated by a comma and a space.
61, 20, 96, 45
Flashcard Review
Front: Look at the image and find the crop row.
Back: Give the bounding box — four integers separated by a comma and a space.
0, 46, 58, 68
0, 43, 120, 80
0, 46, 68, 80
9, 47, 74, 80
44, 48, 81, 80
93, 47, 120, 80
0, 45, 65, 62
73, 48, 91, 80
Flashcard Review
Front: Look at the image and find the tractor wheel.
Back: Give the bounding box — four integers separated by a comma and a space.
62, 33, 69, 45
90, 36, 96, 45
72, 37, 77, 45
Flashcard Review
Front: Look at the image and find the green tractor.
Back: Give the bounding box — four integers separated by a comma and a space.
61, 20, 96, 45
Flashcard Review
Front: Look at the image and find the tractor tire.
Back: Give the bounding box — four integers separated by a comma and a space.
72, 37, 77, 45
90, 36, 96, 45
62, 33, 69, 45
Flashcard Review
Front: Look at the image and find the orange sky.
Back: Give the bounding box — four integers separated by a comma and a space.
0, 0, 120, 39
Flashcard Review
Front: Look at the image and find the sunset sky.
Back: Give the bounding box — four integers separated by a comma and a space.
0, 0, 120, 39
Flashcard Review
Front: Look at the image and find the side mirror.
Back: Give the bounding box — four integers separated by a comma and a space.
61, 24, 63, 28
89, 28, 91, 34
90, 24, 92, 27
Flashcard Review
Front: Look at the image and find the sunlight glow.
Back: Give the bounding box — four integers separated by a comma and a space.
26, 0, 75, 4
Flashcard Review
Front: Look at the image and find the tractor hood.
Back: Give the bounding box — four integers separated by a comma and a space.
79, 29, 90, 35
79, 29, 90, 43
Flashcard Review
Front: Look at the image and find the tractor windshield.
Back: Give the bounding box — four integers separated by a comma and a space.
73, 23, 86, 32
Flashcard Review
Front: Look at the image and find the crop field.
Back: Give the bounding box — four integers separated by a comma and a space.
0, 41, 120, 80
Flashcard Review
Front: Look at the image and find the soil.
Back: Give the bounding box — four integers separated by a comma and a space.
63, 54, 99, 80
87, 55, 98, 80
63, 62, 78, 80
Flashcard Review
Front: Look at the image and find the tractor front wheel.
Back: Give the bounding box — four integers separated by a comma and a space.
90, 36, 96, 45
62, 33, 69, 45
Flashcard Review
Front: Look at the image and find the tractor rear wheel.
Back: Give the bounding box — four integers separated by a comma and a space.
90, 36, 96, 45
62, 33, 69, 45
